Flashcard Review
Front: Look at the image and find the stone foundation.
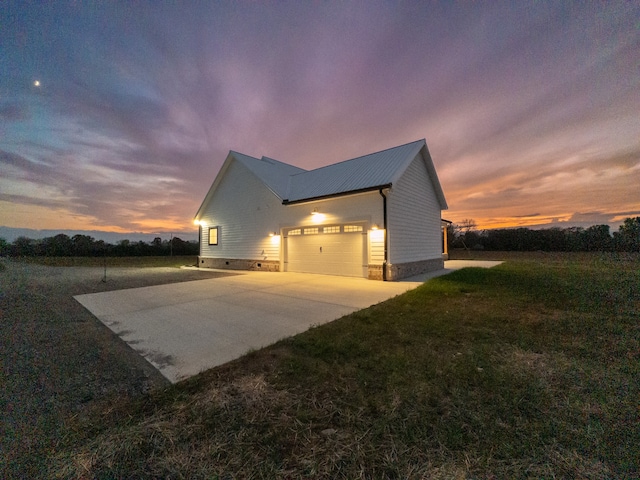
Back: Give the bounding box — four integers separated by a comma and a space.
198, 257, 280, 272
368, 257, 444, 281
388, 258, 444, 280
200, 257, 443, 280
367, 264, 384, 280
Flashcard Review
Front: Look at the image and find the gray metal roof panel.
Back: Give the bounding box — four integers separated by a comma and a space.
285, 139, 425, 202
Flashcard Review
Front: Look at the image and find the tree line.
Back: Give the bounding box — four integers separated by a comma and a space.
1, 217, 638, 257
448, 217, 640, 252
0, 234, 199, 257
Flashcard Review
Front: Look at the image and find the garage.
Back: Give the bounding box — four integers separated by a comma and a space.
285, 224, 366, 277
195, 139, 448, 281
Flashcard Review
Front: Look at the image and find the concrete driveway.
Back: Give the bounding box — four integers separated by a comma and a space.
75, 260, 501, 383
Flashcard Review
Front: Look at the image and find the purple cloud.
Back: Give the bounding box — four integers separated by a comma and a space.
0, 1, 638, 232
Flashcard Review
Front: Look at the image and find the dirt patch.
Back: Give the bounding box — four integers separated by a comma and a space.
0, 258, 233, 478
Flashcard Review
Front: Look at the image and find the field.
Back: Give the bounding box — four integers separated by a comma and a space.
2, 253, 638, 478
0, 256, 231, 478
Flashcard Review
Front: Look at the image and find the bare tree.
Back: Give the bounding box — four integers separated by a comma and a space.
454, 219, 477, 251
458, 219, 477, 235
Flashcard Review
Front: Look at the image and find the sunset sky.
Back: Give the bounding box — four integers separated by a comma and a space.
2, 1, 639, 237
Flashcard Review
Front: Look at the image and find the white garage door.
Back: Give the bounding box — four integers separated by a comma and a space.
286, 225, 366, 277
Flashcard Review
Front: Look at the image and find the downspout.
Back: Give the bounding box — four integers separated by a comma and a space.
379, 188, 388, 281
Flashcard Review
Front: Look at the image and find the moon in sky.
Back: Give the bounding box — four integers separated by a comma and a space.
33, 80, 40, 87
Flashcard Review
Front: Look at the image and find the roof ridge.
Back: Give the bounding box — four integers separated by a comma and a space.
229, 150, 261, 161
290, 138, 425, 176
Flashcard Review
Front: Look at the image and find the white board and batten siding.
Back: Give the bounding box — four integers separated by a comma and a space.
199, 160, 282, 262
387, 152, 443, 264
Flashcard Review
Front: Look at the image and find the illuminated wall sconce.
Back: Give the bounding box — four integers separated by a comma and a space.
371, 224, 379, 230
268, 231, 277, 237
311, 208, 319, 215
194, 219, 202, 225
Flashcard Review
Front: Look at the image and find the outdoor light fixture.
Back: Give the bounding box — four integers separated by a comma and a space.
268, 231, 275, 237
311, 208, 319, 215
193, 219, 201, 225
310, 211, 326, 223
371, 224, 379, 230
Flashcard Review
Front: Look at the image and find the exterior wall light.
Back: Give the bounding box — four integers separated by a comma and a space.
371, 224, 379, 230
311, 208, 319, 215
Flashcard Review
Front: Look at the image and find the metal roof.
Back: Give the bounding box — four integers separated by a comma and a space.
231, 151, 306, 199
195, 139, 447, 220
285, 139, 426, 203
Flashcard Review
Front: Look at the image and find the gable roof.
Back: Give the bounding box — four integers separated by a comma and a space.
285, 139, 442, 204
194, 151, 306, 219
195, 139, 447, 220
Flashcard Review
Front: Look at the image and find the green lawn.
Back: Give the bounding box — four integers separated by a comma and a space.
53, 254, 639, 478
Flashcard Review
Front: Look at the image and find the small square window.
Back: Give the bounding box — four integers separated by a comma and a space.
209, 227, 219, 245
303, 227, 319, 235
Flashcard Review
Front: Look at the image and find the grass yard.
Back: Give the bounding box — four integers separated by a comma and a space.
0, 257, 229, 478
12, 254, 200, 268
44, 253, 639, 479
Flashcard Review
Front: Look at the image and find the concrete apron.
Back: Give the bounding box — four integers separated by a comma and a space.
74, 260, 502, 383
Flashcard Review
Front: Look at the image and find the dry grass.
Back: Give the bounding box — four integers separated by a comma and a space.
14, 254, 199, 268
4, 254, 639, 478
46, 253, 639, 478
0, 258, 232, 478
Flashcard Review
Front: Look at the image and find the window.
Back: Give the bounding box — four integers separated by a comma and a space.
208, 227, 219, 245
344, 225, 363, 233
323, 226, 340, 234
288, 228, 301, 236
303, 227, 319, 235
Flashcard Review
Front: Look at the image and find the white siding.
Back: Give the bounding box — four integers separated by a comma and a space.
387, 153, 442, 264
368, 229, 385, 265
281, 192, 383, 274
199, 160, 283, 261
281, 191, 384, 230
199, 161, 385, 267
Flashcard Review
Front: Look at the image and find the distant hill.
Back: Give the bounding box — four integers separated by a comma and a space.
0, 227, 198, 244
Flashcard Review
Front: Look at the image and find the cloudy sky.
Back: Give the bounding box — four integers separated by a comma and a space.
1, 1, 639, 236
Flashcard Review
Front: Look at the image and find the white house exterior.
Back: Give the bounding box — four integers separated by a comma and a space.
194, 139, 448, 281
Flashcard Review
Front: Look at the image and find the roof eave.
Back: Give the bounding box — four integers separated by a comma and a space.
282, 184, 392, 205
193, 151, 237, 220
419, 143, 448, 210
